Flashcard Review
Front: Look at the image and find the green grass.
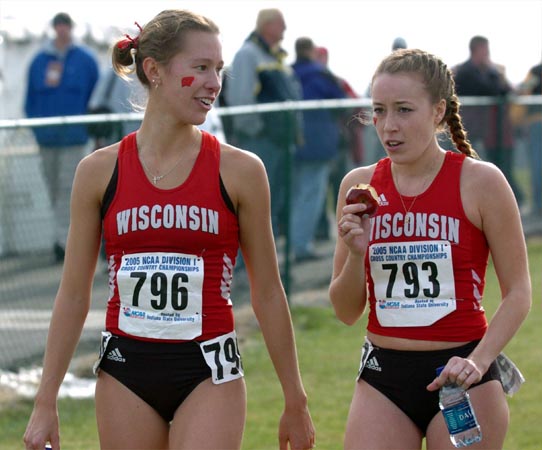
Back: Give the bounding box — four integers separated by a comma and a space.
0, 397, 98, 449
2, 237, 541, 449
245, 237, 542, 449
243, 305, 362, 450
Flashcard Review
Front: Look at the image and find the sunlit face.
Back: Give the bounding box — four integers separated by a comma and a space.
371, 72, 444, 162
156, 30, 223, 125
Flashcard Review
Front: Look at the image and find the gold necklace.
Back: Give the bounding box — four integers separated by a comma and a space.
139, 151, 184, 185
392, 159, 439, 225
397, 194, 419, 225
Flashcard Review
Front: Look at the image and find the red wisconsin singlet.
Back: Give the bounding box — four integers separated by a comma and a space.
366, 152, 489, 341
102, 131, 239, 342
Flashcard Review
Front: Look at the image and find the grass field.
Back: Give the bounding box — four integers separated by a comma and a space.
1, 237, 540, 449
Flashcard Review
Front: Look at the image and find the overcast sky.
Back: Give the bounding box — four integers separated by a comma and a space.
2, 0, 541, 94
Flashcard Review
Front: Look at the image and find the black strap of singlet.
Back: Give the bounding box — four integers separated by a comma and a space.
220, 175, 236, 214
101, 160, 118, 220
100, 159, 236, 219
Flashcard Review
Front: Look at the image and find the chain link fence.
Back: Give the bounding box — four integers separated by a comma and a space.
0, 96, 540, 372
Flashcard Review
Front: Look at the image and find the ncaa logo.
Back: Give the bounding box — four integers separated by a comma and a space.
378, 300, 400, 309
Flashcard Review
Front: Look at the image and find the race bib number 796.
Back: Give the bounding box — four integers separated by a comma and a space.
117, 252, 204, 339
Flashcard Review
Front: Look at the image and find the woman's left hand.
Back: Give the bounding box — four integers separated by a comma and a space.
426, 356, 482, 391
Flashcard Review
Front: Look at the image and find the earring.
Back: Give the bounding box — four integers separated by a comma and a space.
152, 78, 160, 89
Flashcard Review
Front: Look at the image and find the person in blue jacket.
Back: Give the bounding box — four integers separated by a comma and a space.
24, 12, 99, 261
290, 36, 346, 262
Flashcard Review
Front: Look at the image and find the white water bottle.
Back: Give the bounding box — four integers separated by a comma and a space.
437, 366, 482, 447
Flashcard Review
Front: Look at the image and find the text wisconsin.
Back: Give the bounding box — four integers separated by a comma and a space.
117, 204, 219, 235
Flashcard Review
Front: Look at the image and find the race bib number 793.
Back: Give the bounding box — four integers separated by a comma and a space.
369, 240, 457, 327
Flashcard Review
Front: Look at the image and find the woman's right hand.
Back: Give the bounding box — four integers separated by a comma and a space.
337, 203, 372, 256
23, 404, 60, 450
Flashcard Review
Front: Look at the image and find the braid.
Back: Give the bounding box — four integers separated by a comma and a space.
447, 95, 479, 159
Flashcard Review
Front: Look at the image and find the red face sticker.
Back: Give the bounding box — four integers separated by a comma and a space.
373, 117, 377, 126
181, 76, 194, 87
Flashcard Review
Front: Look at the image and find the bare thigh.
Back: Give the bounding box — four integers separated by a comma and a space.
95, 370, 169, 450
426, 380, 509, 450
344, 380, 423, 450
169, 377, 247, 450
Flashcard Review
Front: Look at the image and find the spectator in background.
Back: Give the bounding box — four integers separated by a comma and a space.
391, 36, 408, 51
314, 45, 363, 242
518, 61, 542, 217
315, 47, 357, 99
290, 37, 346, 261
88, 67, 144, 148
225, 8, 302, 238
453, 35, 524, 206
315, 46, 363, 164
24, 12, 99, 261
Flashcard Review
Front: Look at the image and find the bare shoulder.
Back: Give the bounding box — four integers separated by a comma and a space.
218, 142, 271, 211
219, 142, 265, 176
461, 156, 510, 195
219, 142, 268, 194
75, 143, 119, 196
460, 156, 517, 228
79, 143, 118, 170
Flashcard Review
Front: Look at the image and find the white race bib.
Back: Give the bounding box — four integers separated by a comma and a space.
200, 331, 244, 384
117, 252, 203, 340
369, 240, 456, 327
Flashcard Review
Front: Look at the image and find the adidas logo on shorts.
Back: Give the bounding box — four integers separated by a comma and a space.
106, 347, 126, 363
365, 356, 382, 372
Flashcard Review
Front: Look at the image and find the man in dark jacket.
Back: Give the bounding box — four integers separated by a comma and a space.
453, 35, 523, 205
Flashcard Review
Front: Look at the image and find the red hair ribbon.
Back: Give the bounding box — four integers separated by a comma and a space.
117, 21, 143, 50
